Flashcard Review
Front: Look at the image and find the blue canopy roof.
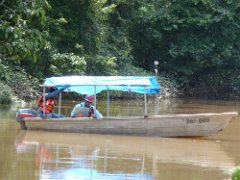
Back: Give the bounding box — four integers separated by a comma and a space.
43, 76, 160, 95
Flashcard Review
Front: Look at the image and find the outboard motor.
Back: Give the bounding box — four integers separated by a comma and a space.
16, 109, 37, 121
16, 109, 37, 130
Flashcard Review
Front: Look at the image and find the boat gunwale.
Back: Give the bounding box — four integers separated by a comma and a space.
22, 112, 238, 122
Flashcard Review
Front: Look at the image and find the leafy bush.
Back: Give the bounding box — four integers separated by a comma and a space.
0, 83, 12, 104
7, 72, 40, 101
120, 63, 150, 76
232, 166, 240, 180
0, 64, 40, 101
117, 63, 178, 99
158, 75, 178, 99
51, 53, 86, 75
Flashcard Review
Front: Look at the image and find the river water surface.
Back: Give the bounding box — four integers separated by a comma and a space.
0, 98, 240, 180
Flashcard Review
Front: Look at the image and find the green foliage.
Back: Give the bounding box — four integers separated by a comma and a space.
119, 63, 150, 76
158, 75, 178, 98
0, 64, 39, 101
232, 166, 240, 180
0, 0, 50, 66
51, 53, 86, 75
86, 55, 117, 75
0, 83, 12, 104
7, 71, 39, 101
0, 0, 240, 100
119, 0, 240, 98
47, 0, 132, 76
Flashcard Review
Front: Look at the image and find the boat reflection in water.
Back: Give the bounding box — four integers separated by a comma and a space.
15, 131, 235, 180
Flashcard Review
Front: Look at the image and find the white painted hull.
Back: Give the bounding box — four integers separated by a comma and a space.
19, 112, 238, 137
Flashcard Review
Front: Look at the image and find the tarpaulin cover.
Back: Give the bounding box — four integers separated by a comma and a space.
43, 76, 160, 95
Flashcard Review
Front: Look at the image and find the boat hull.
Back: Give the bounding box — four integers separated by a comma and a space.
19, 112, 238, 137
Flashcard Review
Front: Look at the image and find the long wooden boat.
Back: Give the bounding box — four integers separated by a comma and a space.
16, 76, 238, 137
19, 112, 238, 137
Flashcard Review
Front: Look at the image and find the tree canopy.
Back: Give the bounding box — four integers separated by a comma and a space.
0, 0, 240, 101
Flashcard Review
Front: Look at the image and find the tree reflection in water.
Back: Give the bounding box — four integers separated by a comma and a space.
14, 130, 236, 180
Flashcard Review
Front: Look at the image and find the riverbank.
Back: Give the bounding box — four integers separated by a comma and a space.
0, 72, 239, 105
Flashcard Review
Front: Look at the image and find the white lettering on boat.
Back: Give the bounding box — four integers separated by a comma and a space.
186, 118, 210, 124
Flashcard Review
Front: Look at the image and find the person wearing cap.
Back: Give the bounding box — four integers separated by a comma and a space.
71, 95, 103, 119
37, 86, 69, 118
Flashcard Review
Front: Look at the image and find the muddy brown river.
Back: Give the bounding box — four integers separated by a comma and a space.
0, 98, 239, 180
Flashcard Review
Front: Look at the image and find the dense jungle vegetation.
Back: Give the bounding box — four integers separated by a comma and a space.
0, 0, 240, 104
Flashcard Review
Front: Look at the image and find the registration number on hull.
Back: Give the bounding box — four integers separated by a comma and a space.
186, 118, 210, 124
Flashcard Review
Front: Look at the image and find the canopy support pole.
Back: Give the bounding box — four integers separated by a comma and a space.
43, 86, 46, 118
94, 86, 96, 117
144, 86, 148, 118
155, 93, 159, 115
107, 90, 110, 117
58, 92, 62, 115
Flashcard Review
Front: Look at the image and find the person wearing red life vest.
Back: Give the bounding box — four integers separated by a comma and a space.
37, 86, 69, 118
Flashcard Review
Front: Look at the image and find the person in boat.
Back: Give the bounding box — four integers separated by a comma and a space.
37, 86, 69, 118
71, 95, 103, 119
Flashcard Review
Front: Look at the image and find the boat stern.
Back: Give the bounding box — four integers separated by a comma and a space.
16, 109, 37, 130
